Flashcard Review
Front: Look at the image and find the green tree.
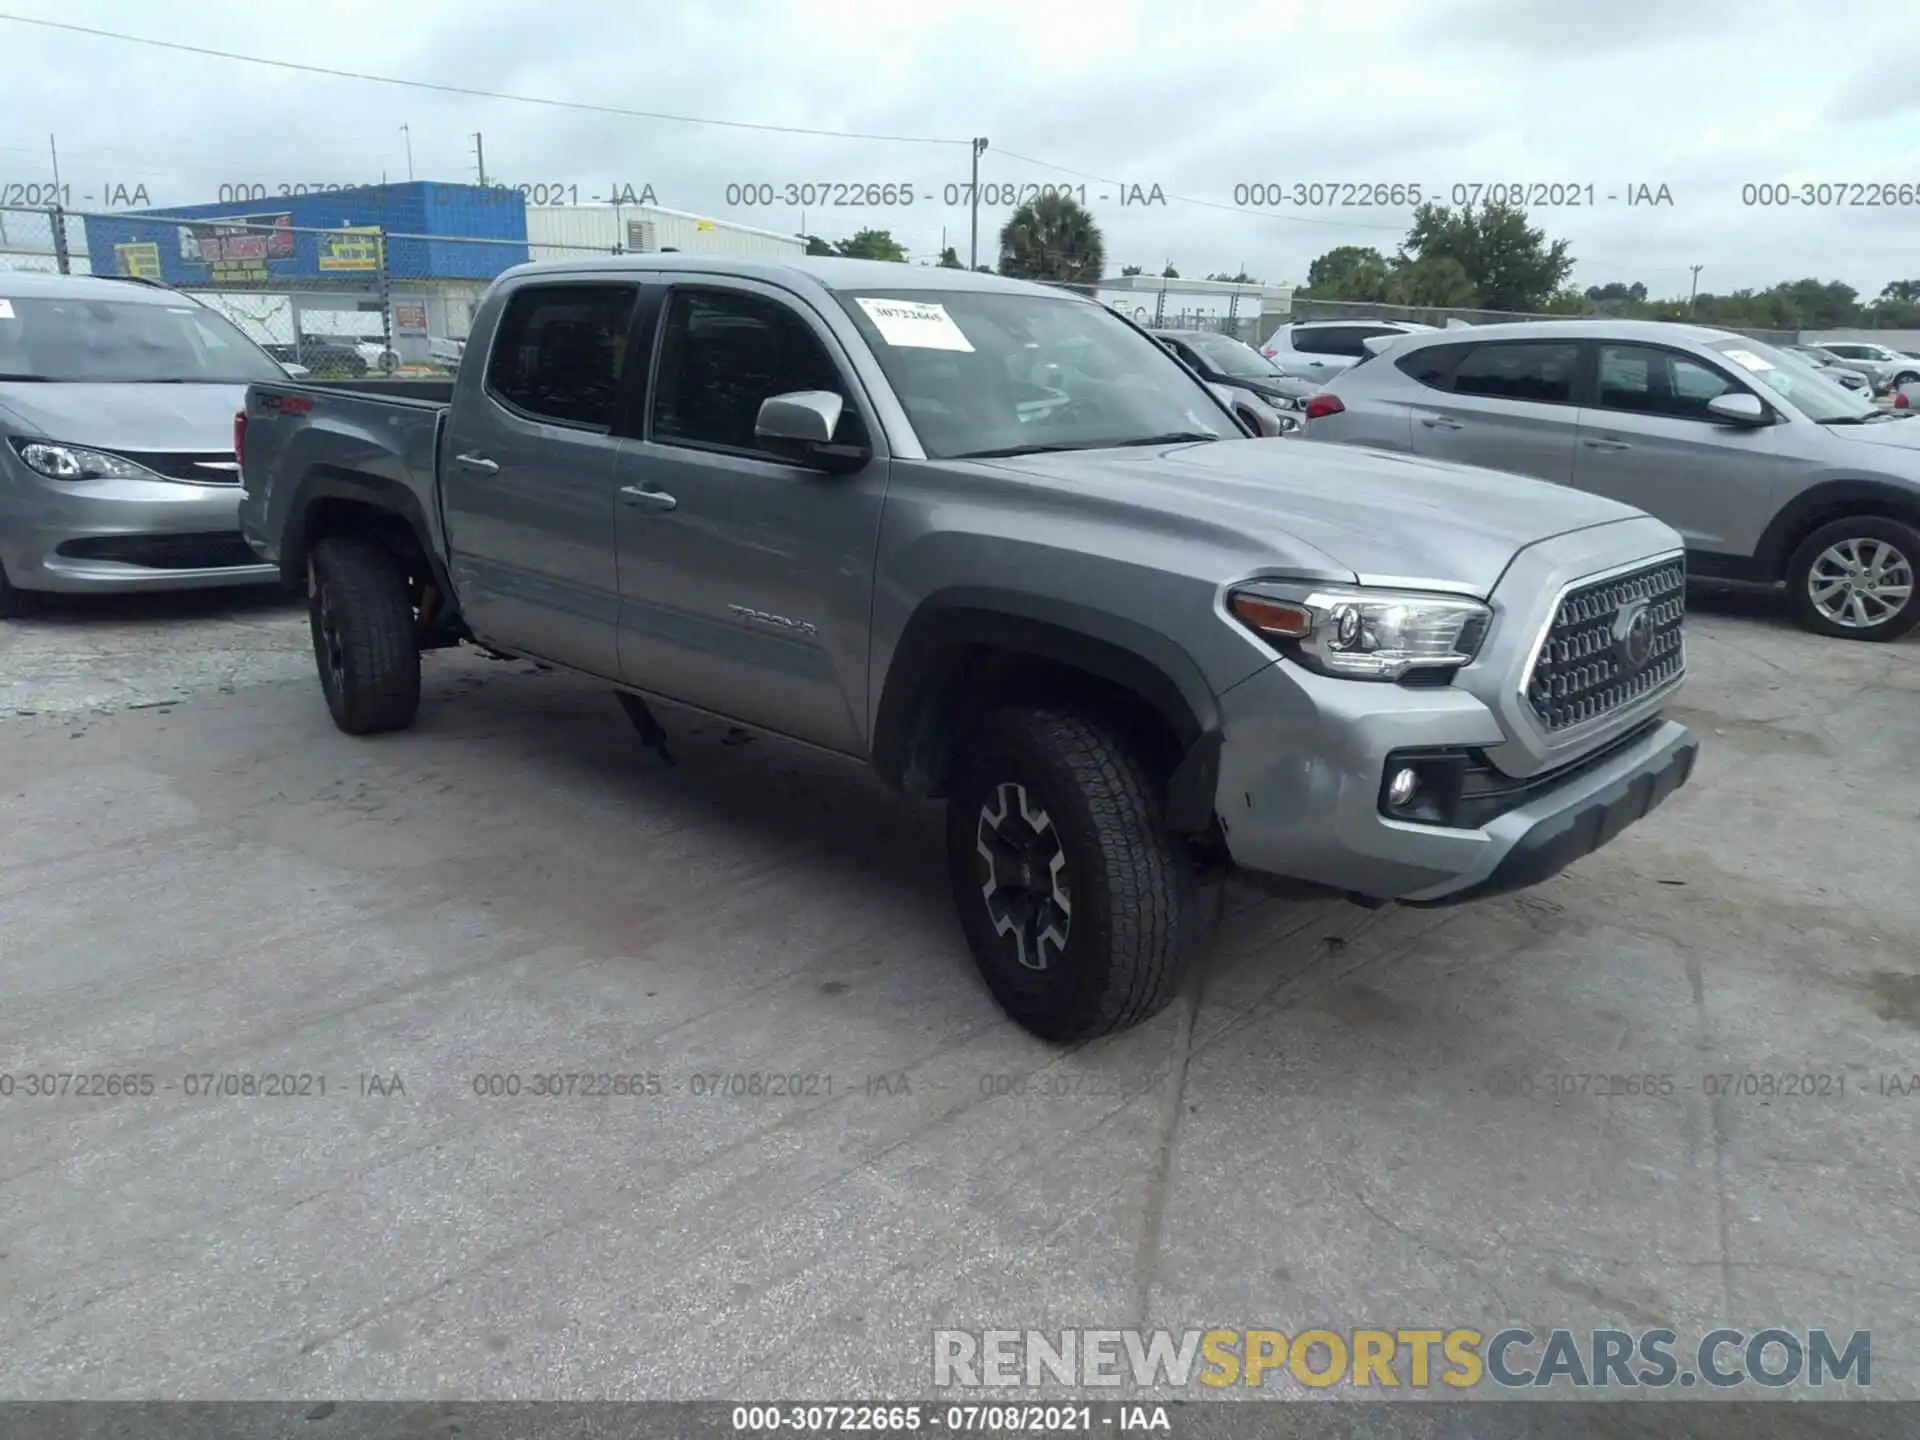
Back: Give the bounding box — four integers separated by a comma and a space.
833, 228, 908, 262
799, 233, 836, 256
1302, 245, 1392, 301
1870, 280, 1920, 327
1400, 202, 1573, 312
997, 193, 1106, 283
1161, 262, 1180, 279
1206, 270, 1260, 284
1384, 253, 1479, 309
1121, 264, 1144, 276
1584, 280, 1648, 313
937, 246, 963, 269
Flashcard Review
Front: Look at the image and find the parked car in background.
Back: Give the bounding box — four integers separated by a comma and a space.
1808, 340, 1920, 394
1895, 378, 1919, 411
1785, 344, 1876, 396
0, 271, 285, 616
265, 337, 367, 378
237, 255, 1696, 1041
1204, 380, 1295, 436
1304, 319, 1920, 641
1152, 328, 1313, 419
1258, 319, 1435, 381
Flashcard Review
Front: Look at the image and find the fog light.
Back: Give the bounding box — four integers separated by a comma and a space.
1387, 767, 1419, 808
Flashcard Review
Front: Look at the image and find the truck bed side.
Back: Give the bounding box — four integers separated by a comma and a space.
237, 380, 452, 591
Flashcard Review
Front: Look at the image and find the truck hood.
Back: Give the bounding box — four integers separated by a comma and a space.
978, 438, 1647, 596
0, 381, 250, 451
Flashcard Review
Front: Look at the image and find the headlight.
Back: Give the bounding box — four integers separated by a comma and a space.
1228, 583, 1492, 680
10, 440, 154, 481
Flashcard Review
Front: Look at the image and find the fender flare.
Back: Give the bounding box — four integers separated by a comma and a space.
280, 467, 455, 600
870, 590, 1225, 834
1752, 478, 1920, 579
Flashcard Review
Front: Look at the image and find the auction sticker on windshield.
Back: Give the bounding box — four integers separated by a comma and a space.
855, 297, 974, 352
0, 299, 15, 320
1724, 348, 1775, 371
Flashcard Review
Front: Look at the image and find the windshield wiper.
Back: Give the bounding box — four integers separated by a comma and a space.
1106, 431, 1223, 447
0, 374, 49, 382
950, 442, 1086, 459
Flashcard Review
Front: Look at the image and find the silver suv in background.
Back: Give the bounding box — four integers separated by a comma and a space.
0, 271, 287, 617
1305, 319, 1920, 640
1808, 340, 1920, 395
1258, 319, 1435, 381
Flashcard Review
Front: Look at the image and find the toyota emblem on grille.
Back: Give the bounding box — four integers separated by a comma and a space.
1613, 599, 1655, 671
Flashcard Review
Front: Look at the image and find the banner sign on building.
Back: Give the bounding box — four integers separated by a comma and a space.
113, 242, 163, 280
318, 226, 383, 272
392, 300, 429, 336
175, 214, 294, 284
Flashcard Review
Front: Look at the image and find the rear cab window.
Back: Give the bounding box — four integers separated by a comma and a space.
485, 283, 639, 430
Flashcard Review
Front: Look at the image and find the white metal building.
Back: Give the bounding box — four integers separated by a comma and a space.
524, 204, 805, 263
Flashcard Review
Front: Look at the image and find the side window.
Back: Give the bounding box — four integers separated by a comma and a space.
1394, 342, 1471, 390
1450, 342, 1579, 404
486, 284, 637, 429
1597, 345, 1740, 420
650, 288, 864, 454
1289, 326, 1347, 357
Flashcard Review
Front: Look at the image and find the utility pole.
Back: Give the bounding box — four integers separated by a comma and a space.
400, 124, 414, 182
472, 132, 487, 187
1689, 264, 1703, 310
969, 137, 988, 270
48, 134, 61, 195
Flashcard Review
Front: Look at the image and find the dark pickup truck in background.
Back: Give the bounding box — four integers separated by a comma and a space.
236, 254, 1697, 1041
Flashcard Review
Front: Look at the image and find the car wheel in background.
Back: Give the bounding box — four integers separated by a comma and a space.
0, 561, 40, 620
1785, 516, 1920, 641
945, 705, 1203, 1041
1893, 370, 1920, 389
308, 535, 421, 733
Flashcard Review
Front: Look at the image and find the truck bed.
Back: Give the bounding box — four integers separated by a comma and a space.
285, 376, 456, 406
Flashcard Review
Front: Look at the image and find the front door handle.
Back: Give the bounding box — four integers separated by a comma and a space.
620, 485, 678, 512
453, 452, 499, 474
1582, 437, 1632, 451
1420, 415, 1464, 430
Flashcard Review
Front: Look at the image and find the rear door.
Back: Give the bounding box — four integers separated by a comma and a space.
439, 279, 641, 676
1407, 339, 1582, 484
1573, 342, 1796, 554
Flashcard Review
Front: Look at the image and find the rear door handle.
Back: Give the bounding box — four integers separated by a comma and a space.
1582, 437, 1632, 451
620, 485, 678, 512
453, 452, 499, 474
1420, 415, 1464, 430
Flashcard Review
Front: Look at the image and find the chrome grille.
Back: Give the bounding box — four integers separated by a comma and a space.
1526, 558, 1685, 733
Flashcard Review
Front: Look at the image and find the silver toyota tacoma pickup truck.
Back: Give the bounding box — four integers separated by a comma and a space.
238, 256, 1699, 1041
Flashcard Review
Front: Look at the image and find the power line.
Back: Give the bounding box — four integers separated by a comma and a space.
0, 13, 972, 147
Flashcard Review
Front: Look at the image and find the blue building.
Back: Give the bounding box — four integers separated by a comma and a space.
82, 181, 530, 288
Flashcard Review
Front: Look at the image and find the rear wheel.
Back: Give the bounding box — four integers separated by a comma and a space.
1785, 516, 1920, 641
309, 535, 421, 733
945, 705, 1204, 1042
1892, 370, 1920, 388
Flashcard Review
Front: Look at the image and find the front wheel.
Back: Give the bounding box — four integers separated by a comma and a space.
1785, 516, 1920, 641
1892, 370, 1920, 389
945, 706, 1204, 1042
309, 535, 421, 733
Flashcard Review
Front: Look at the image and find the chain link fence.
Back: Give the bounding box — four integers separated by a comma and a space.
1037, 279, 1274, 345
0, 204, 625, 376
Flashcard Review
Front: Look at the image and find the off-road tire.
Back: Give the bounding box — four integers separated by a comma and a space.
309, 535, 421, 734
945, 705, 1203, 1042
1784, 515, 1920, 642
0, 561, 39, 620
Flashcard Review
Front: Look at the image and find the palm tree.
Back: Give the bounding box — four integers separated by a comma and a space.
996, 192, 1105, 284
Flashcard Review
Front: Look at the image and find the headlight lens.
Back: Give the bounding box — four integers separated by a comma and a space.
11, 440, 153, 481
1229, 583, 1492, 680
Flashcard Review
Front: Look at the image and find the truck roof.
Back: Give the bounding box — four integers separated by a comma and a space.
493, 253, 1080, 300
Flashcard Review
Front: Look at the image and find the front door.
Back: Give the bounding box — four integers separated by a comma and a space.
439, 280, 639, 676
1574, 342, 1796, 555
1408, 338, 1582, 485
611, 281, 887, 754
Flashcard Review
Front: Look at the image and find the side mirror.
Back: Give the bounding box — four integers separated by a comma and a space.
281, 362, 312, 380
1706, 392, 1767, 426
754, 389, 870, 473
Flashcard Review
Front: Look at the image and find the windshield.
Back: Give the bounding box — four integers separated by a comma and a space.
1703, 335, 1880, 423
834, 290, 1234, 458
0, 294, 286, 383
1186, 332, 1280, 380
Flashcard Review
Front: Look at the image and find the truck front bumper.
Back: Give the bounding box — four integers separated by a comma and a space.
1212, 658, 1698, 907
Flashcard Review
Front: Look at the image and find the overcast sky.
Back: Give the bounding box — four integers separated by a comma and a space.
2, 0, 1917, 300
